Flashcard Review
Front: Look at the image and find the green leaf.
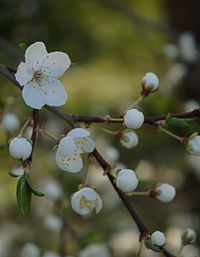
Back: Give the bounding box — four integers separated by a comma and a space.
144, 239, 163, 253
25, 175, 45, 197
16, 176, 32, 215
165, 117, 189, 128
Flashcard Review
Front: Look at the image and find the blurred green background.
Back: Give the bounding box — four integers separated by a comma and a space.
0, 0, 200, 256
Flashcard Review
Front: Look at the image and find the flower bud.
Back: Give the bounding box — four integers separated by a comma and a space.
9, 136, 32, 160
11, 166, 25, 177
2, 113, 20, 132
116, 169, 138, 193
187, 135, 200, 156
120, 131, 138, 149
124, 109, 144, 129
71, 187, 102, 215
141, 72, 159, 94
149, 183, 176, 203
45, 214, 63, 232
181, 229, 196, 245
151, 231, 166, 246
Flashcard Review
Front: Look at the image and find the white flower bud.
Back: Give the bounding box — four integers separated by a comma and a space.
120, 131, 138, 149
124, 109, 144, 129
151, 183, 176, 203
42, 252, 60, 257
187, 135, 200, 156
43, 179, 62, 200
2, 113, 20, 132
20, 243, 40, 257
151, 231, 166, 246
116, 169, 138, 193
71, 187, 102, 216
9, 136, 32, 160
45, 214, 63, 232
79, 244, 111, 257
142, 72, 159, 93
182, 229, 196, 245
105, 146, 119, 162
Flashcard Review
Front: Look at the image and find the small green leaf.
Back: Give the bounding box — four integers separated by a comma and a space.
18, 42, 28, 50
16, 176, 32, 215
25, 175, 45, 197
144, 239, 163, 253
165, 117, 189, 128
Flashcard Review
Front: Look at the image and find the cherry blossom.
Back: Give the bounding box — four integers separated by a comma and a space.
55, 128, 95, 173
15, 42, 71, 109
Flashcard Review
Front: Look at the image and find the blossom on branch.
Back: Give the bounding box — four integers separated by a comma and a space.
55, 128, 95, 173
9, 136, 32, 160
15, 42, 71, 109
124, 109, 144, 129
71, 187, 102, 215
151, 231, 166, 246
116, 169, 139, 193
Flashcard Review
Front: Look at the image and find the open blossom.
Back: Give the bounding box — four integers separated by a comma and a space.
116, 169, 139, 193
15, 42, 71, 109
151, 231, 166, 246
71, 187, 102, 215
124, 109, 144, 129
55, 128, 95, 173
9, 136, 32, 160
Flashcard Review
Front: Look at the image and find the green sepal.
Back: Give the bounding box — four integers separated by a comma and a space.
16, 175, 32, 215
25, 175, 45, 197
144, 239, 163, 253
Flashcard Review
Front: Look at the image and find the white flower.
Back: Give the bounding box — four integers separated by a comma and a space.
79, 243, 111, 257
120, 131, 138, 149
187, 135, 200, 156
45, 214, 63, 232
9, 136, 32, 160
151, 183, 176, 203
141, 72, 159, 93
20, 243, 40, 257
2, 113, 20, 132
42, 252, 60, 257
124, 109, 144, 129
151, 231, 166, 246
55, 128, 95, 173
15, 42, 71, 109
116, 169, 138, 193
182, 229, 196, 244
71, 187, 102, 215
178, 33, 198, 62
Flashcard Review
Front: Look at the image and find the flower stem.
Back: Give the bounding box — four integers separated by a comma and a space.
19, 118, 31, 135
127, 191, 149, 196
41, 129, 59, 141
92, 125, 117, 135
159, 127, 183, 142
127, 95, 144, 110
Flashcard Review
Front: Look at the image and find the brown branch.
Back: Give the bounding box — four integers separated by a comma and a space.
0, 64, 177, 257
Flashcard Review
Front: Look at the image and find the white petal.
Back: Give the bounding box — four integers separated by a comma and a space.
57, 136, 76, 157
55, 151, 83, 173
67, 128, 90, 139
15, 62, 33, 86
22, 81, 45, 109
41, 52, 71, 78
25, 42, 48, 70
74, 137, 95, 154
40, 78, 67, 107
